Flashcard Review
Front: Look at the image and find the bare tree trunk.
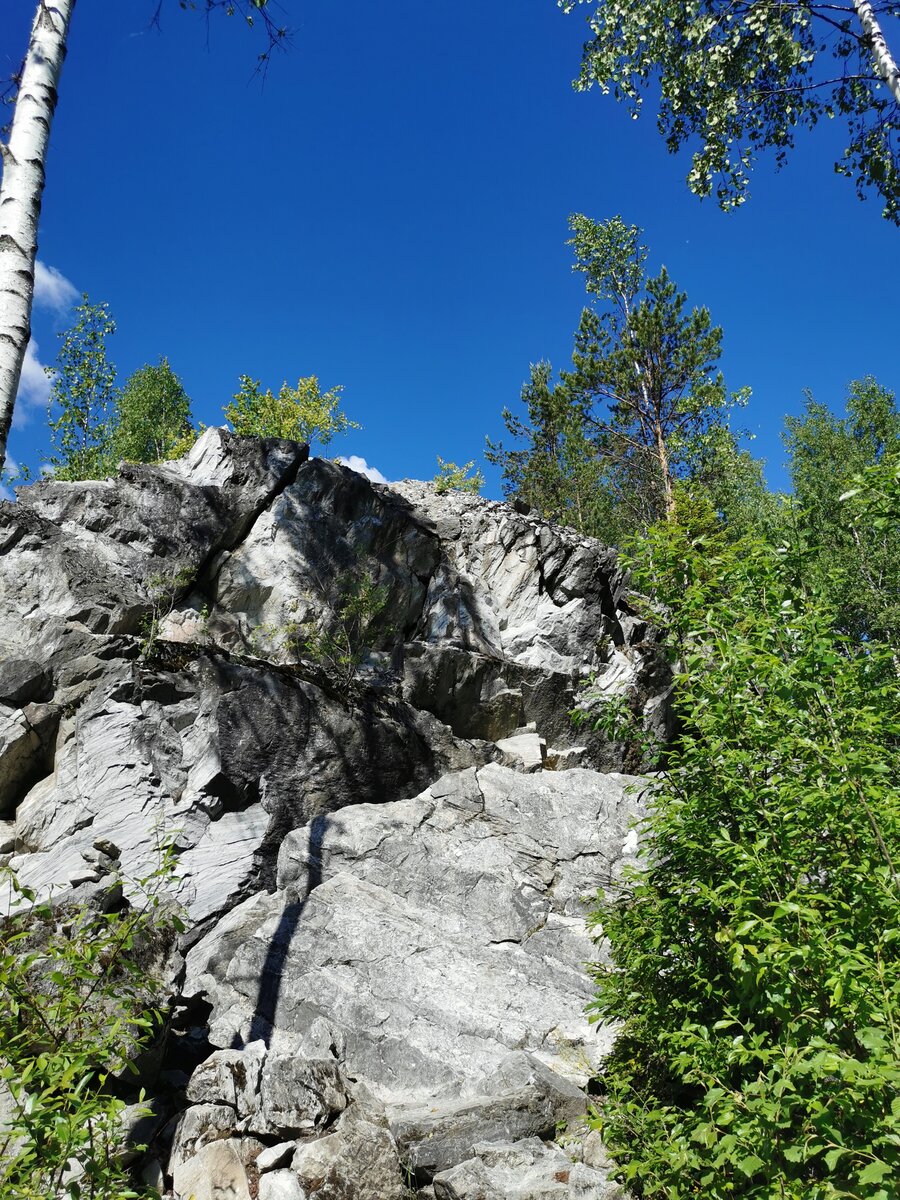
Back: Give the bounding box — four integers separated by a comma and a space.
0, 0, 76, 475
654, 415, 675, 518
855, 1, 900, 104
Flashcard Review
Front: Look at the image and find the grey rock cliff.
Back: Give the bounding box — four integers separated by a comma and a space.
0, 429, 666, 1198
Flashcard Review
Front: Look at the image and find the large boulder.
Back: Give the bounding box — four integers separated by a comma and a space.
177, 764, 646, 1188
0, 435, 665, 1197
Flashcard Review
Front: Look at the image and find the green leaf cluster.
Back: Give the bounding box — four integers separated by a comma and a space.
47, 296, 119, 482
0, 857, 181, 1198
588, 469, 900, 1198
488, 214, 747, 538
46, 299, 197, 481
225, 374, 359, 450
113, 358, 193, 466
560, 0, 900, 222
432, 457, 485, 495
783, 377, 900, 650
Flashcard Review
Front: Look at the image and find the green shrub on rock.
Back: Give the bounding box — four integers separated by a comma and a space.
589, 483, 900, 1199
225, 374, 359, 449
0, 854, 181, 1199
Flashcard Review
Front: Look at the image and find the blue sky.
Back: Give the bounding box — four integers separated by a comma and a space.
2, 0, 898, 494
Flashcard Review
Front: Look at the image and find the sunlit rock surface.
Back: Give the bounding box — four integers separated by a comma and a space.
0, 429, 666, 1197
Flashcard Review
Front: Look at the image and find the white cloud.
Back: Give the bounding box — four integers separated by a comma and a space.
13, 338, 52, 426
337, 455, 389, 485
33, 260, 79, 314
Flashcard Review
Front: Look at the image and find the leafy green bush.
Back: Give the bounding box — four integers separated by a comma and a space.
0, 854, 181, 1199
114, 358, 193, 465
433, 457, 484, 495
589, 483, 900, 1199
47, 296, 118, 482
225, 374, 359, 449
293, 571, 390, 700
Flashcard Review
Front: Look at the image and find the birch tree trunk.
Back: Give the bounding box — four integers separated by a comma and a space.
854, 1, 900, 105
0, 0, 76, 475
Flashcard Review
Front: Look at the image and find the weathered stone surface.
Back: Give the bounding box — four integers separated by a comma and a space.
3, 651, 474, 914
0, 818, 14, 853
185, 1042, 266, 1115
0, 435, 666, 1197
258, 1169, 308, 1200
256, 1142, 298, 1173
496, 730, 546, 773
0, 704, 41, 816
388, 1053, 589, 1178
0, 658, 50, 708
206, 457, 439, 658
182, 764, 647, 1186
200, 461, 668, 765
432, 1138, 624, 1200
250, 1054, 348, 1136
1, 428, 308, 662
290, 1085, 408, 1200
169, 1103, 237, 1173
172, 1137, 254, 1200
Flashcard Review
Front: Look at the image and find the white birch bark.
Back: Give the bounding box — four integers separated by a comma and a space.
855, 1, 900, 105
0, 0, 76, 475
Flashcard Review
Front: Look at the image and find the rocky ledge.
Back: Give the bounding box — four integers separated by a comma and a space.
0, 429, 669, 1198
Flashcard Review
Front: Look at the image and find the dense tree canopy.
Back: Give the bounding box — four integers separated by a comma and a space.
488, 215, 744, 539
783, 375, 900, 647
560, 1, 900, 220
580, 472, 900, 1198
114, 357, 193, 465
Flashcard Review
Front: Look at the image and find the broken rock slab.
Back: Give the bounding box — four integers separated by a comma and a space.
432, 1138, 625, 1200
387, 1052, 589, 1178
172, 1136, 257, 1200
290, 1085, 408, 1200
182, 764, 647, 1186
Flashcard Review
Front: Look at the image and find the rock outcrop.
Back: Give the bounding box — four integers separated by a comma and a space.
0, 429, 670, 1198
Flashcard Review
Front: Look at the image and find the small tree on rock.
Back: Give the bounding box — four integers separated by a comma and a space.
225, 374, 359, 450
491, 215, 743, 539
46, 295, 118, 482
114, 357, 193, 464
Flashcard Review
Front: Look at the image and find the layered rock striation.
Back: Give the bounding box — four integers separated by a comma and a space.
0, 429, 669, 1198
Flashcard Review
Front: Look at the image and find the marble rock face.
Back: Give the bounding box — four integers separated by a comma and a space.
0, 431, 667, 1197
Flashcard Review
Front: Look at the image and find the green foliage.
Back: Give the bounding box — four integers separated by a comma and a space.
587, 493, 900, 1199
783, 377, 900, 648
842, 449, 900, 525
686, 423, 785, 543
0, 856, 181, 1199
571, 685, 663, 771
166, 423, 204, 460
293, 571, 390, 700
487, 360, 618, 537
140, 564, 196, 659
114, 358, 193, 464
490, 215, 745, 537
251, 568, 391, 701
565, 214, 740, 520
560, 0, 900, 222
47, 295, 118, 481
432, 457, 485, 495
224, 374, 359, 450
